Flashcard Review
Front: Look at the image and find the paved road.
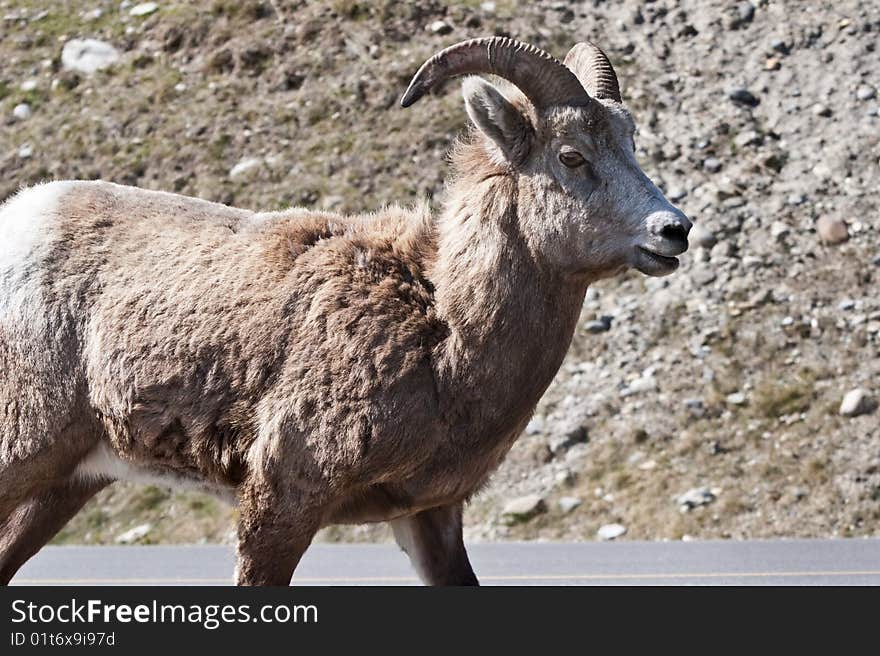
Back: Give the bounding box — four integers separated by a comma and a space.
11, 538, 880, 585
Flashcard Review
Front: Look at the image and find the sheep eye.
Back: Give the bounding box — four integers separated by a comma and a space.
559, 150, 586, 168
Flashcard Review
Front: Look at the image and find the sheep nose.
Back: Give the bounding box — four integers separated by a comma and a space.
648, 208, 691, 239
644, 208, 691, 256
661, 221, 689, 243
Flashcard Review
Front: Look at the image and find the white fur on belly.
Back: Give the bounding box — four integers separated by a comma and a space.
0, 181, 74, 332
75, 443, 237, 504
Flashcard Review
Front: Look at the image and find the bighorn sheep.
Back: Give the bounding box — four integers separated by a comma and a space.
0, 37, 690, 585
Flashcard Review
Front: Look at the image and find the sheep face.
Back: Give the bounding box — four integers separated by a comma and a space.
463, 79, 691, 281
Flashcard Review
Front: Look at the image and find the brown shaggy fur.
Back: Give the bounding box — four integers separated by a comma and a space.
0, 66, 689, 584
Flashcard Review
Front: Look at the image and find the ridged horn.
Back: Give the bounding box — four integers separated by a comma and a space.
563, 42, 622, 103
400, 36, 592, 111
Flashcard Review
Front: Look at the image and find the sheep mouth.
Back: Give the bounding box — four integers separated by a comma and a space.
633, 246, 680, 276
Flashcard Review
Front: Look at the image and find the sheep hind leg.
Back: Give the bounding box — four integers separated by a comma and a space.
0, 478, 110, 585
391, 503, 479, 586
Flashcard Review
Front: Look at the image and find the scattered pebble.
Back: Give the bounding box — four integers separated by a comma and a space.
12, 103, 32, 120
501, 495, 546, 524
525, 415, 545, 435
555, 469, 575, 486
549, 425, 589, 454
622, 375, 657, 396
585, 315, 613, 333
20, 79, 38, 92
816, 216, 849, 244
130, 2, 159, 17
812, 163, 833, 180
115, 523, 152, 544
728, 88, 759, 107
229, 157, 263, 181
734, 130, 762, 148
558, 497, 582, 513
770, 221, 790, 241
667, 187, 687, 201
676, 487, 718, 511
597, 523, 627, 540
856, 85, 876, 101
839, 389, 876, 417
61, 39, 121, 74
18, 144, 33, 159
770, 38, 789, 53
726, 392, 747, 406
690, 266, 717, 286
689, 223, 717, 249
426, 20, 452, 35
703, 157, 722, 173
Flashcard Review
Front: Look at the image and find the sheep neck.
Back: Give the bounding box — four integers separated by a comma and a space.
430, 175, 587, 442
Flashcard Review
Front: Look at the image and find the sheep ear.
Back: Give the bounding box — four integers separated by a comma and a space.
463, 77, 531, 164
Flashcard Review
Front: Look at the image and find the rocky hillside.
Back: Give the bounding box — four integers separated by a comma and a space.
1, 0, 877, 545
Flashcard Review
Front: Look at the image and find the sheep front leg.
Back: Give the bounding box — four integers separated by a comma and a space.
235, 478, 321, 586
1, 478, 110, 585
391, 503, 479, 586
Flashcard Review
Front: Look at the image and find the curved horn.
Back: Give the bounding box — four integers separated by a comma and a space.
400, 36, 592, 111
563, 42, 622, 103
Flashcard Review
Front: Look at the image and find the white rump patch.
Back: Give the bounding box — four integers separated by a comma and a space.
0, 181, 72, 274
0, 181, 74, 331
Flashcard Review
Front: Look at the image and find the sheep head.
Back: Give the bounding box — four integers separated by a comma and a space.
402, 37, 691, 280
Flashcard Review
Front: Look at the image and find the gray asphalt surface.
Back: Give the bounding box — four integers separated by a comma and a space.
11, 538, 880, 585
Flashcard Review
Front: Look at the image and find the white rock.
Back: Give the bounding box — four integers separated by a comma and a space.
18, 144, 34, 159
115, 523, 152, 544
597, 523, 627, 540
501, 494, 546, 522
726, 392, 747, 406
12, 103, 32, 120
554, 469, 574, 486
20, 79, 38, 92
558, 496, 582, 513
856, 85, 876, 101
61, 39, 121, 74
675, 487, 716, 511
624, 375, 657, 396
839, 388, 876, 417
667, 187, 687, 201
229, 157, 263, 181
427, 19, 452, 34
812, 163, 833, 180
817, 216, 848, 244
770, 221, 790, 240
525, 415, 545, 435
130, 2, 159, 16
689, 223, 716, 249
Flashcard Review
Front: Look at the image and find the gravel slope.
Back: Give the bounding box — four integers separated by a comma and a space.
0, 0, 877, 545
